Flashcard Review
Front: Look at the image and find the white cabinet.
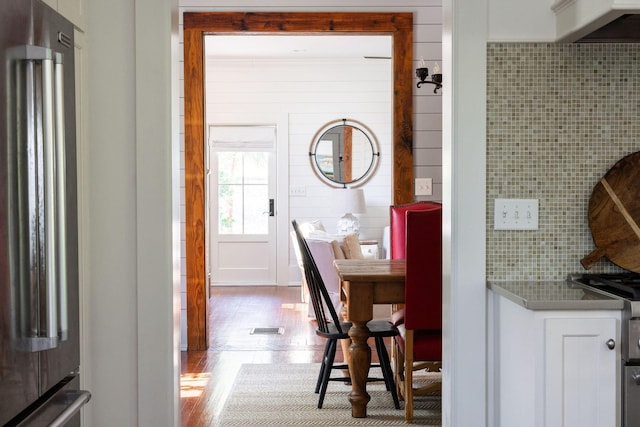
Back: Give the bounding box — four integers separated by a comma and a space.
490, 293, 620, 427
552, 0, 640, 41
545, 317, 618, 427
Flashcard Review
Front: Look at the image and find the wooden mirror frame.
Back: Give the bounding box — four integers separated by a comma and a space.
183, 12, 414, 350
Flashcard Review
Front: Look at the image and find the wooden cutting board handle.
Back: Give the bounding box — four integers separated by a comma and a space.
581, 247, 606, 270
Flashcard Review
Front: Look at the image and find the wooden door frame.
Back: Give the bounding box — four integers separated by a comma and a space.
183, 11, 414, 350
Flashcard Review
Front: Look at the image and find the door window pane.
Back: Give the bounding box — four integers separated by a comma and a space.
218, 184, 243, 233
218, 152, 243, 184
243, 152, 268, 185
244, 184, 268, 234
217, 152, 268, 235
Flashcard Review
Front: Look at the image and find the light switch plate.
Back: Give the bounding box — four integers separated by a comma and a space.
415, 178, 433, 196
494, 198, 539, 230
289, 186, 306, 197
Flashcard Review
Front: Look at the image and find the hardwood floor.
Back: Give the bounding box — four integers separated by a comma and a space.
180, 286, 388, 426
180, 286, 327, 426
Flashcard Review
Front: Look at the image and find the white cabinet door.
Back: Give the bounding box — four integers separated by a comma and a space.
545, 317, 618, 427
490, 293, 621, 427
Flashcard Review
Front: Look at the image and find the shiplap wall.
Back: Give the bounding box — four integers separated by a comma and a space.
178, 1, 443, 348
206, 57, 391, 274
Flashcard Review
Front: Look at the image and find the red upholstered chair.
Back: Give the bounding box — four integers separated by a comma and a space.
388, 201, 442, 325
390, 205, 442, 423
389, 201, 442, 260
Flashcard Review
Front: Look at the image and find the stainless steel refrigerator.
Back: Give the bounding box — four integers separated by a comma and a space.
0, 0, 90, 425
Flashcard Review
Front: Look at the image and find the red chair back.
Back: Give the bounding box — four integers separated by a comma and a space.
405, 207, 442, 331
389, 202, 442, 259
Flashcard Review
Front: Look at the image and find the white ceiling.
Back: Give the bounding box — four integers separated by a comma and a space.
204, 35, 392, 60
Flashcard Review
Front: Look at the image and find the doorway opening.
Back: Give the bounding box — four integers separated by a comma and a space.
183, 11, 414, 351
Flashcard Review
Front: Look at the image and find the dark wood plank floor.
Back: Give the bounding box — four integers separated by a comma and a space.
180, 286, 387, 427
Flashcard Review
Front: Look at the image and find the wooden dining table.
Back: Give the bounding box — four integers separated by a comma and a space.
333, 258, 406, 418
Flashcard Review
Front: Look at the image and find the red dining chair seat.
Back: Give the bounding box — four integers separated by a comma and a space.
395, 330, 441, 360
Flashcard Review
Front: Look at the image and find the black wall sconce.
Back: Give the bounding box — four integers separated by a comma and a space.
416, 61, 442, 94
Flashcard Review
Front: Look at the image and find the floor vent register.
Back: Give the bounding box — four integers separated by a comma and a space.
249, 327, 284, 335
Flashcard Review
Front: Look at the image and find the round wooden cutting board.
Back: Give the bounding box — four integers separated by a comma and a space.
581, 151, 640, 272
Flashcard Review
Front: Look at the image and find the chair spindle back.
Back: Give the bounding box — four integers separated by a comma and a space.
292, 220, 344, 334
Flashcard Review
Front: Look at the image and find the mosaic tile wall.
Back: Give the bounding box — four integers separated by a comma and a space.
486, 43, 640, 281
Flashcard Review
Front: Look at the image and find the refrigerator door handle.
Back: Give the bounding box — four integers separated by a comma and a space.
10, 45, 61, 352
42, 47, 59, 345
54, 52, 68, 341
16, 389, 91, 427
47, 390, 91, 427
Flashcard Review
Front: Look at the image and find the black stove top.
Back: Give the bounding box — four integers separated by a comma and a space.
573, 273, 640, 300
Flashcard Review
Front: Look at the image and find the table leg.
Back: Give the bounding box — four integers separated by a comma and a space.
347, 321, 371, 418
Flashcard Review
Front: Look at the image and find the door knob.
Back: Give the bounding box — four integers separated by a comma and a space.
606, 339, 615, 350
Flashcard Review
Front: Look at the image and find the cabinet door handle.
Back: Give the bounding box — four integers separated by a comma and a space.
606, 339, 615, 350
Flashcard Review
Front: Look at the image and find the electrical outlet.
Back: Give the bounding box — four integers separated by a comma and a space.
289, 186, 306, 197
494, 198, 539, 230
415, 178, 433, 196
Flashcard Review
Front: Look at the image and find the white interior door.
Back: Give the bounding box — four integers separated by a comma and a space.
208, 125, 277, 285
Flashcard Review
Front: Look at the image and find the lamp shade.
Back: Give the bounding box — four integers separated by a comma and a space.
339, 188, 366, 214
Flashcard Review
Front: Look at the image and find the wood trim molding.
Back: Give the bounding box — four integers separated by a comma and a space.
183, 12, 414, 350
183, 25, 208, 350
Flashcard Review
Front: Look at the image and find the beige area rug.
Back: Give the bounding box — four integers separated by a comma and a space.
219, 363, 441, 426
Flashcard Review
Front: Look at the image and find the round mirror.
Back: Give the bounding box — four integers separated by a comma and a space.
309, 119, 380, 188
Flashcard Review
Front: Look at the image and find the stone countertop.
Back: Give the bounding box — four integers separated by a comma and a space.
488, 280, 625, 311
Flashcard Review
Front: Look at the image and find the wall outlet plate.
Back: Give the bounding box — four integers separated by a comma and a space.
494, 198, 539, 230
415, 178, 433, 196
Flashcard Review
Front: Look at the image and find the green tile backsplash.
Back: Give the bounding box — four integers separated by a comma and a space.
487, 43, 640, 281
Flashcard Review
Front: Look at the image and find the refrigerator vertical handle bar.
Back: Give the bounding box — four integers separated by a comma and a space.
10, 45, 60, 352
54, 53, 68, 341
42, 53, 59, 343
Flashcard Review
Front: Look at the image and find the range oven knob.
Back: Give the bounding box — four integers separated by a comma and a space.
633, 372, 640, 386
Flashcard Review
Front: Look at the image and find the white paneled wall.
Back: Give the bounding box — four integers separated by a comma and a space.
178, 1, 443, 349
206, 56, 391, 258
286, 62, 389, 269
